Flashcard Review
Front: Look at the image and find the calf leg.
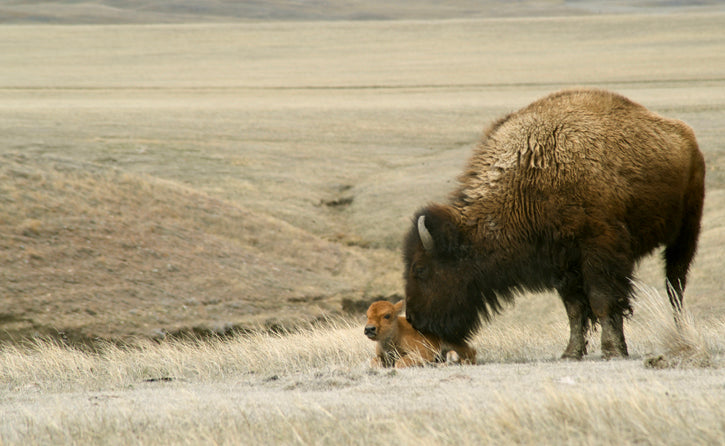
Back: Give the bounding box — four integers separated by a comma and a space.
395, 354, 424, 368
395, 341, 439, 368
375, 344, 397, 368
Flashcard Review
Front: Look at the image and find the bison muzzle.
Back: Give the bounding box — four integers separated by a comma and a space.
403, 88, 705, 359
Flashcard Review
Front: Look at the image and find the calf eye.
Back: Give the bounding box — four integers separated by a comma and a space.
383, 314, 392, 320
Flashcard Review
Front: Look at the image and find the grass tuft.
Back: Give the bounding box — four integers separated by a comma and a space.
632, 282, 721, 369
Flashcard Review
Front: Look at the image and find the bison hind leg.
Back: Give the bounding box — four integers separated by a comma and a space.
579, 249, 634, 359
588, 282, 632, 359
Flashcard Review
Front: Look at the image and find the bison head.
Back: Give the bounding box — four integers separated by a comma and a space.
403, 205, 497, 344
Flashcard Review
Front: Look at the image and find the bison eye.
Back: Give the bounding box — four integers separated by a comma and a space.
412, 264, 428, 280
383, 314, 392, 320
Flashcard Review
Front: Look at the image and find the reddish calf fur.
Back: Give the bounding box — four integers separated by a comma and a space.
364, 301, 476, 368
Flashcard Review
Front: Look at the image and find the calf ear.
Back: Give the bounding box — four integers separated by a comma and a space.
418, 205, 465, 260
393, 300, 404, 314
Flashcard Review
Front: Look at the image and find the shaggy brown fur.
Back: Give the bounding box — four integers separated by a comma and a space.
403, 88, 705, 359
365, 301, 476, 368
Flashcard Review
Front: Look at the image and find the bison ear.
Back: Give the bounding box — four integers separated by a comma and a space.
417, 205, 465, 259
393, 300, 404, 314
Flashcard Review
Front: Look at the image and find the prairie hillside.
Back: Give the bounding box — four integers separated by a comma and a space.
2, 11, 724, 344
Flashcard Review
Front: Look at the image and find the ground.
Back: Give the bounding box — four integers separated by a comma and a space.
1, 3, 725, 444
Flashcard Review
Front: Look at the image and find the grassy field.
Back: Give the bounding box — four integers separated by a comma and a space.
1, 6, 725, 444
1, 286, 724, 444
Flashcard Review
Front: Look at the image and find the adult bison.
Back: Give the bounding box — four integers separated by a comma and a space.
403, 88, 705, 359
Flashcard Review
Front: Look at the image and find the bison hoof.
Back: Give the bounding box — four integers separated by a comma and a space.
601, 339, 629, 360
561, 351, 584, 361
601, 348, 629, 360
445, 350, 461, 364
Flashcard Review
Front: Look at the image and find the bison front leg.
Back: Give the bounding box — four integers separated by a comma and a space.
560, 296, 588, 360
557, 280, 591, 360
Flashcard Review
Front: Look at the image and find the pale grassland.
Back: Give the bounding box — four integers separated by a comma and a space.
1, 286, 724, 445
2, 10, 725, 445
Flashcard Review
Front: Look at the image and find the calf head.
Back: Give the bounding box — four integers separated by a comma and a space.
364, 300, 403, 341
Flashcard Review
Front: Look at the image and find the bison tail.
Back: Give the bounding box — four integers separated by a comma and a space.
664, 149, 705, 311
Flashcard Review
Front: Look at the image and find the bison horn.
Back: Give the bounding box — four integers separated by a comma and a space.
418, 215, 435, 253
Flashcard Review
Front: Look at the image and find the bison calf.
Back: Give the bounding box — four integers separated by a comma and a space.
364, 300, 476, 368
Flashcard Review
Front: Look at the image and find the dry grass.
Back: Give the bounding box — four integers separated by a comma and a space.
0, 316, 366, 393
397, 390, 725, 445
1, 287, 724, 445
1, 9, 725, 445
633, 283, 723, 369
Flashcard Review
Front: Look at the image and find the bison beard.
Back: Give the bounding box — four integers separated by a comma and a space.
403, 88, 705, 360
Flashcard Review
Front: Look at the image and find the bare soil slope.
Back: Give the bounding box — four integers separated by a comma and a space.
0, 153, 398, 342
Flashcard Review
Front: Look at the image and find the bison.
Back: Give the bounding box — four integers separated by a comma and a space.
365, 300, 476, 367
403, 88, 705, 359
